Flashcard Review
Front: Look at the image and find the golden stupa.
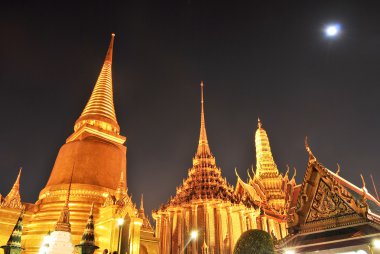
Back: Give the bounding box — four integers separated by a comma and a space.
0, 34, 158, 254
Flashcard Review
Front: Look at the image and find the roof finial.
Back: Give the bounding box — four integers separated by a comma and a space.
258, 117, 262, 129
360, 174, 366, 189
305, 136, 316, 161
291, 167, 297, 181
285, 165, 290, 178
370, 174, 380, 201
335, 163, 341, 175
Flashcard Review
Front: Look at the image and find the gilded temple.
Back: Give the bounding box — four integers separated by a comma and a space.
152, 83, 295, 254
0, 34, 380, 254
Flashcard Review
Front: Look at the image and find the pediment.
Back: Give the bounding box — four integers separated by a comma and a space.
306, 179, 355, 223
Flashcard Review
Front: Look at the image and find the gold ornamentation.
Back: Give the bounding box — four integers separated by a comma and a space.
307, 180, 355, 222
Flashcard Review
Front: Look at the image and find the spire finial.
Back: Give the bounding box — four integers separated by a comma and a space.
258, 117, 262, 129
196, 81, 212, 157
140, 194, 144, 211
105, 33, 115, 63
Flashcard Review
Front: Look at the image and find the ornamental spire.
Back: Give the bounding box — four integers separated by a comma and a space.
55, 168, 73, 232
76, 203, 98, 250
254, 118, 279, 176
74, 33, 119, 133
2, 168, 23, 209
196, 81, 212, 158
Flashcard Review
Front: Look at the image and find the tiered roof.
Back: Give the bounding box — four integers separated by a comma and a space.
163, 82, 243, 208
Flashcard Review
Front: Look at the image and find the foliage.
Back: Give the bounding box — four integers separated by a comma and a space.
233, 229, 275, 254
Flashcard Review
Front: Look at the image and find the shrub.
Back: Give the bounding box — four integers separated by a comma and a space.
233, 229, 275, 254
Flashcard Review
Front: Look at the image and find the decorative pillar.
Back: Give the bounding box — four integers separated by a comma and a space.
215, 206, 223, 254
261, 216, 268, 232
191, 205, 198, 254
227, 208, 233, 254
280, 222, 287, 238
128, 217, 142, 254
239, 211, 245, 233
177, 210, 183, 254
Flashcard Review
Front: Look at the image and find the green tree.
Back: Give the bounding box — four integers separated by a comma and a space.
233, 230, 275, 254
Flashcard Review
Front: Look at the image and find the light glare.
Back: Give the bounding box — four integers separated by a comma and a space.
117, 218, 125, 226
325, 24, 341, 37
373, 239, 380, 249
284, 250, 296, 254
190, 230, 198, 239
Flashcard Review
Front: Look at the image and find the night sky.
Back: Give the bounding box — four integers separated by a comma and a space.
1, 1, 380, 219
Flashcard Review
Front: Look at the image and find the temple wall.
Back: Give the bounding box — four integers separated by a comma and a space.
154, 203, 260, 254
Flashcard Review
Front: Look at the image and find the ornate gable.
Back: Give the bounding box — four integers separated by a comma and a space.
288, 139, 368, 233
306, 179, 355, 223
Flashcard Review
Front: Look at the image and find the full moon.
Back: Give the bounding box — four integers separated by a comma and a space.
325, 24, 341, 37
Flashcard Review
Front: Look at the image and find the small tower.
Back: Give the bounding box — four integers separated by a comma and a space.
1, 168, 23, 209
46, 176, 74, 254
1, 210, 24, 254
75, 203, 99, 254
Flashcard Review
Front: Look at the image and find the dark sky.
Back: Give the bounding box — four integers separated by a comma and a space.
1, 1, 380, 219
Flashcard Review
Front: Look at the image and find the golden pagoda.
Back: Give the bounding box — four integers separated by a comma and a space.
235, 118, 296, 240
0, 34, 158, 254
153, 82, 259, 254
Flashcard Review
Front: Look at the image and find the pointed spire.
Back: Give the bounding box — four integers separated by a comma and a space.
115, 170, 127, 199
74, 34, 119, 133
196, 81, 212, 157
2, 168, 23, 209
75, 203, 99, 254
254, 118, 279, 176
55, 167, 73, 232
140, 194, 144, 211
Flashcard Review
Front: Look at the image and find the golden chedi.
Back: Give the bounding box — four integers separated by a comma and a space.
0, 34, 157, 254
153, 82, 259, 254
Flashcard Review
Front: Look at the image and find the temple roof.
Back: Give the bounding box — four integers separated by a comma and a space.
287, 139, 380, 234
161, 83, 244, 208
